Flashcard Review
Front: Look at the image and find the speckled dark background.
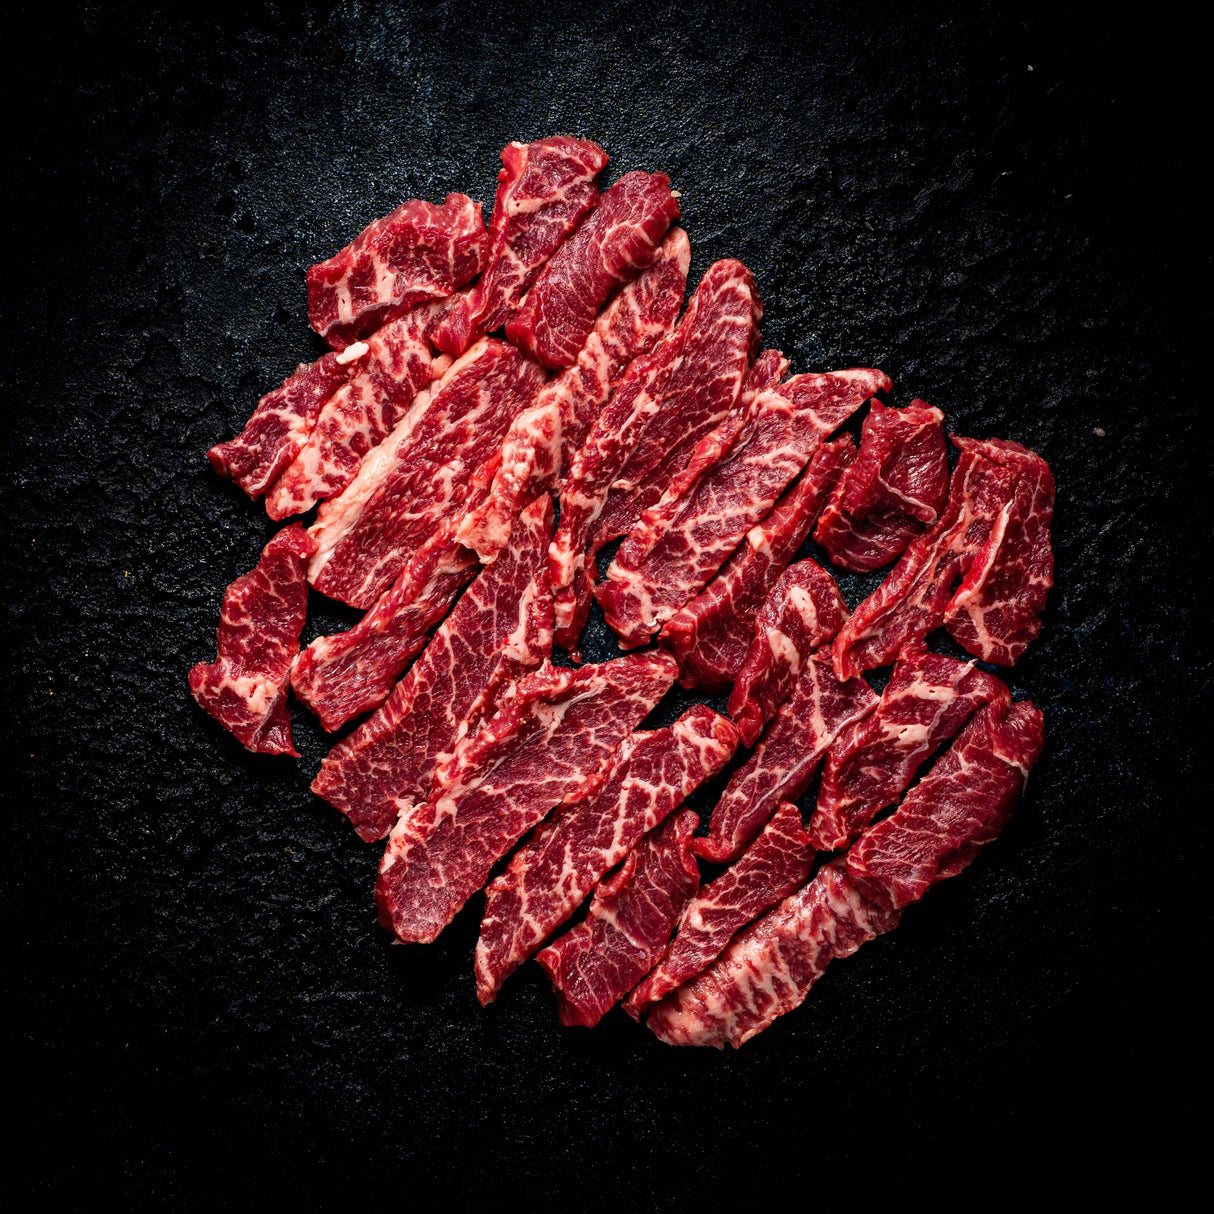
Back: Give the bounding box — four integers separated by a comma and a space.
5, 1, 1205, 1203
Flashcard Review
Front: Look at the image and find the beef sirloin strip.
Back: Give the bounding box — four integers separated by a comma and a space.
814, 399, 948, 572
376, 651, 678, 944
694, 650, 878, 864
727, 558, 850, 748
536, 810, 700, 1029
207, 349, 356, 499
549, 258, 762, 656
599, 366, 887, 649
661, 435, 854, 691
505, 170, 681, 370
307, 193, 488, 350
264, 304, 447, 520
306, 338, 546, 609
624, 800, 813, 1016
475, 704, 738, 1005
309, 495, 554, 840
188, 525, 315, 756
809, 640, 1009, 851
433, 137, 608, 357
646, 698, 1044, 1048
456, 228, 690, 563
832, 436, 1054, 679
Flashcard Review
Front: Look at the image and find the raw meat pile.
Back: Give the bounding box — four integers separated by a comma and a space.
192, 135, 1054, 1048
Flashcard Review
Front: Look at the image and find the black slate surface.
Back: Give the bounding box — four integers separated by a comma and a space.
5, 2, 1206, 1203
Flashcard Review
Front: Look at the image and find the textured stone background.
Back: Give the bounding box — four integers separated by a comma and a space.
5, 1, 1205, 1202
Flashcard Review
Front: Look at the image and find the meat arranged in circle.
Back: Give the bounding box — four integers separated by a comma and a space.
433, 137, 608, 357
814, 399, 948, 571
307, 192, 488, 350
189, 525, 316, 756
505, 170, 681, 370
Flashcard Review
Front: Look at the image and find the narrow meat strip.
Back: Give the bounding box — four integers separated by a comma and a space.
809, 640, 1009, 851
307, 338, 546, 608
475, 704, 738, 1005
599, 366, 886, 649
549, 258, 762, 656
505, 170, 680, 369
307, 192, 487, 350
661, 436, 853, 691
456, 228, 690, 562
536, 810, 700, 1029
814, 399, 948, 571
693, 650, 878, 864
188, 525, 315, 756
309, 495, 554, 840
376, 651, 678, 944
832, 436, 1053, 678
264, 304, 446, 519
646, 698, 1044, 1048
433, 137, 608, 357
625, 800, 813, 1015
726, 558, 850, 748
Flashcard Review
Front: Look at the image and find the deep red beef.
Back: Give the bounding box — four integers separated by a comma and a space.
505, 170, 680, 369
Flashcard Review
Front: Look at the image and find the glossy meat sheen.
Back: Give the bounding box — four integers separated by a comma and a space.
810, 640, 1010, 851
549, 258, 762, 655
626, 800, 813, 1015
375, 651, 678, 944
292, 526, 478, 731
310, 496, 554, 840
832, 436, 1052, 678
848, 698, 1045, 907
264, 305, 445, 519
536, 810, 700, 1029
599, 365, 886, 648
662, 436, 853, 691
727, 558, 849, 747
505, 170, 680, 369
207, 351, 352, 498
433, 137, 607, 357
456, 229, 690, 562
694, 650, 878, 863
306, 193, 487, 349
646, 858, 901, 1048
814, 399, 948, 571
188, 525, 315, 756
475, 704, 738, 1004
307, 339, 546, 608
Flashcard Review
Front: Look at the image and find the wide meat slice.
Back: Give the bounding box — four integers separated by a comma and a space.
264, 305, 446, 519
310, 496, 554, 840
188, 525, 315, 756
809, 641, 1010, 851
475, 704, 738, 1005
625, 800, 813, 1015
456, 228, 690, 562
832, 436, 1052, 679
306, 193, 487, 350
306, 339, 546, 609
536, 810, 700, 1029
727, 558, 849, 748
646, 698, 1043, 1048
433, 137, 608, 357
694, 650, 878, 864
599, 366, 887, 649
661, 436, 853, 691
207, 350, 354, 499
505, 170, 680, 369
549, 259, 762, 656
848, 698, 1045, 907
814, 399, 948, 571
376, 651, 678, 944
